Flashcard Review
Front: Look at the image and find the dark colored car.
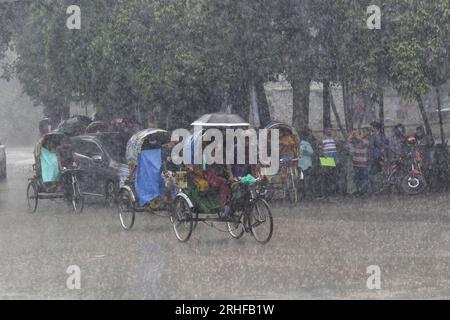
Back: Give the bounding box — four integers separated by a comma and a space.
0, 139, 6, 180
71, 133, 129, 206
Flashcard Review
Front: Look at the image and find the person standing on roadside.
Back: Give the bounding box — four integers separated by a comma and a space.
369, 121, 387, 190
319, 128, 338, 197
347, 128, 370, 196
298, 129, 315, 199
305, 128, 321, 198
415, 126, 434, 164
388, 123, 406, 163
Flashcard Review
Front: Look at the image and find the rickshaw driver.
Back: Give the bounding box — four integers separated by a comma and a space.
225, 129, 261, 218
227, 130, 260, 181
161, 141, 181, 200
56, 135, 78, 197
189, 131, 234, 219
204, 145, 233, 219
279, 128, 298, 163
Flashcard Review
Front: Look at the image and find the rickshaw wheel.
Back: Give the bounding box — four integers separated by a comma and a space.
26, 181, 38, 214
192, 211, 199, 230
249, 199, 273, 244
285, 169, 298, 204
118, 190, 135, 230
105, 181, 116, 208
172, 197, 194, 242
71, 181, 84, 214
296, 178, 306, 202
227, 212, 245, 239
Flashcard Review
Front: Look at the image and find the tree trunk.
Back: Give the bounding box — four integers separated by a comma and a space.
61, 104, 70, 120
44, 103, 70, 128
165, 109, 171, 130
249, 79, 261, 127
416, 94, 433, 140
323, 80, 331, 129
350, 88, 355, 128
330, 91, 347, 139
378, 87, 385, 133
221, 90, 229, 113
256, 80, 271, 126
342, 81, 353, 131
44, 106, 61, 129
291, 77, 311, 132
229, 83, 249, 121
435, 86, 445, 144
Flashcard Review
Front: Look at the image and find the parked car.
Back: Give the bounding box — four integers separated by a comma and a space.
71, 132, 129, 206
0, 139, 6, 180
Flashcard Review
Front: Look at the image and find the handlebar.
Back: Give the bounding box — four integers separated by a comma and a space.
234, 176, 262, 186
239, 176, 262, 182
280, 157, 299, 166
61, 167, 83, 175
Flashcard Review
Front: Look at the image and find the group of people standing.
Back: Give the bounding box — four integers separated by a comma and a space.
297, 122, 434, 199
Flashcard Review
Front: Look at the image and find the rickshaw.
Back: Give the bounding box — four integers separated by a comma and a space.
26, 132, 84, 213
170, 113, 274, 244
116, 128, 181, 230
263, 121, 303, 204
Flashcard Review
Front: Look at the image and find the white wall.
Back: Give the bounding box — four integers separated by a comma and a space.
264, 80, 450, 133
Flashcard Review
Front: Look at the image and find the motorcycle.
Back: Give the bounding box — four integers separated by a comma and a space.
378, 136, 427, 195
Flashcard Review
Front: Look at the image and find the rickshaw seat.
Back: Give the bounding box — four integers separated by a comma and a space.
187, 187, 222, 213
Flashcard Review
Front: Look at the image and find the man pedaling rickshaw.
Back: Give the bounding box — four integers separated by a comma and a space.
56, 135, 78, 198
188, 136, 232, 220
190, 131, 260, 220
279, 128, 298, 163
163, 112, 273, 243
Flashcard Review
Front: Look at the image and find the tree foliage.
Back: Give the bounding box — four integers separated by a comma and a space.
1, 0, 449, 133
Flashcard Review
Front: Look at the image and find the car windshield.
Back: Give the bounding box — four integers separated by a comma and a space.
98, 134, 127, 163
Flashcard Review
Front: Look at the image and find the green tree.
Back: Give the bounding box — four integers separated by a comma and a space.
387, 0, 450, 139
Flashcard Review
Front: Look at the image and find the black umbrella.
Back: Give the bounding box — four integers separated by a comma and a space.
191, 113, 250, 127
57, 115, 92, 136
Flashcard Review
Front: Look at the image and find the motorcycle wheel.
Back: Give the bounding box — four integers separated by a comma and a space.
400, 174, 426, 195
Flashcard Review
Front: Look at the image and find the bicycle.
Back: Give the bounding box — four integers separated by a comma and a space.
27, 167, 84, 214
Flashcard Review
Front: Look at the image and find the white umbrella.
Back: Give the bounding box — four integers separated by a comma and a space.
191, 113, 249, 127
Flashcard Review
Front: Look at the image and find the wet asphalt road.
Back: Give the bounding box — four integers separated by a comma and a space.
1, 147, 450, 299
